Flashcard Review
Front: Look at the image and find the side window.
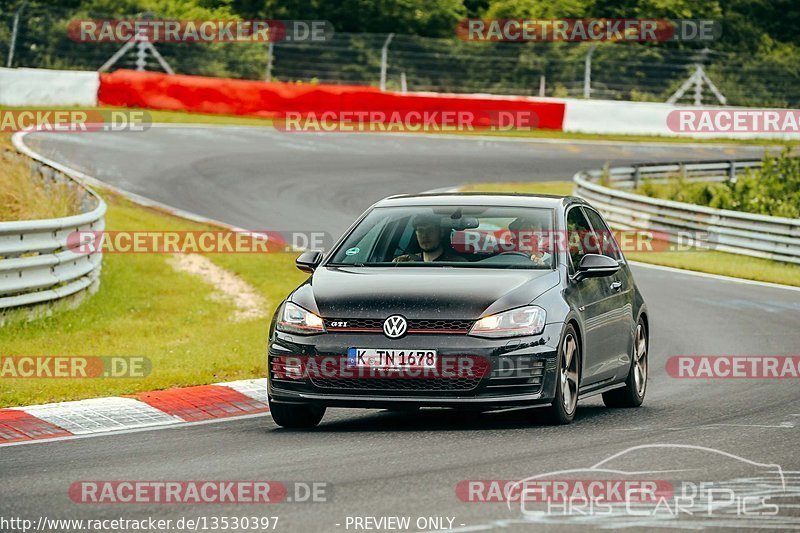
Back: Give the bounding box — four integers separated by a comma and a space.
584, 208, 622, 261
566, 207, 593, 274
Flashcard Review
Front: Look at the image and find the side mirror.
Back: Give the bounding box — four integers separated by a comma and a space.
574, 253, 620, 282
296, 250, 323, 273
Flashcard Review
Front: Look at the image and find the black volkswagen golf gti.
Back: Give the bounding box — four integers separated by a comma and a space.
267, 193, 649, 427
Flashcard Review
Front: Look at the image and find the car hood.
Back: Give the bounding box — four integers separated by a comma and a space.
291, 266, 561, 319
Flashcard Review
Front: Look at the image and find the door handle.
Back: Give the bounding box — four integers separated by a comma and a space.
610, 281, 622, 291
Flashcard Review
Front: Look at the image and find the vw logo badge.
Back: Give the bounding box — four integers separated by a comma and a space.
383, 315, 407, 339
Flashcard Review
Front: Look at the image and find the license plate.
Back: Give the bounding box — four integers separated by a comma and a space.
347, 348, 437, 369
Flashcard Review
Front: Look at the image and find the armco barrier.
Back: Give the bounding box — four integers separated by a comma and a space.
0, 144, 105, 313
574, 160, 800, 264
98, 70, 566, 130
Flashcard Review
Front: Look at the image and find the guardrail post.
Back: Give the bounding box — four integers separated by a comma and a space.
729, 161, 737, 182
633, 166, 641, 189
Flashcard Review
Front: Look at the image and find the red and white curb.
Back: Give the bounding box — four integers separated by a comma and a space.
0, 378, 269, 447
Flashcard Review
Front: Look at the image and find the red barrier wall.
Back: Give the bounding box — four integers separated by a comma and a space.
99, 70, 565, 130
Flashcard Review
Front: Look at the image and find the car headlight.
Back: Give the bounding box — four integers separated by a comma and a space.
469, 306, 546, 338
276, 302, 326, 335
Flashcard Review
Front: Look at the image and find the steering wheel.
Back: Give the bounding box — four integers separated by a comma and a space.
496, 251, 531, 258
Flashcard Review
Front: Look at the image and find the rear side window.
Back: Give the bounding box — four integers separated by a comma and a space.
583, 208, 622, 261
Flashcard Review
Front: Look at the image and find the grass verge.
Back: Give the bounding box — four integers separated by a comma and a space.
0, 188, 305, 407
462, 180, 800, 287
0, 133, 82, 221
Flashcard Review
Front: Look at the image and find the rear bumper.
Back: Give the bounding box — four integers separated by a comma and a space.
267, 323, 563, 409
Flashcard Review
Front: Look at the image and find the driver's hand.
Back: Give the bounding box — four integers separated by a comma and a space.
393, 254, 412, 263
531, 252, 545, 265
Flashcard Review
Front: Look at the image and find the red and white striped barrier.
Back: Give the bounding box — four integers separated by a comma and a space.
2, 67, 798, 139
96, 69, 567, 130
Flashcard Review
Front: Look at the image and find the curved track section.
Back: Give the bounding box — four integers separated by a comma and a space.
3, 128, 798, 531
23, 127, 768, 234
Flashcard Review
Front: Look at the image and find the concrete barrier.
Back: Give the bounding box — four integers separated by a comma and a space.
0, 68, 99, 106
561, 98, 800, 140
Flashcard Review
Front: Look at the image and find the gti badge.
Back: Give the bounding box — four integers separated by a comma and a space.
383, 315, 407, 338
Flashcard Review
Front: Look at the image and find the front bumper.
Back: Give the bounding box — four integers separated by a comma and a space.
267, 322, 563, 409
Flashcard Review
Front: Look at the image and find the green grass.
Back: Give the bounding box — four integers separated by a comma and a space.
461, 180, 800, 287
461, 181, 574, 196
625, 249, 800, 286
0, 132, 82, 221
0, 190, 305, 407
1, 105, 795, 146
452, 127, 797, 146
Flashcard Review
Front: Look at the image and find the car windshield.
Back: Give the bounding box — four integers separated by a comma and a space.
327, 205, 556, 269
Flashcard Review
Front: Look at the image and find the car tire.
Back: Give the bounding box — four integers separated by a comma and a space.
269, 400, 326, 428
543, 323, 580, 425
602, 319, 648, 408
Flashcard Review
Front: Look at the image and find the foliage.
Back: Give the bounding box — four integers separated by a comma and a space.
0, 0, 798, 104
635, 148, 800, 218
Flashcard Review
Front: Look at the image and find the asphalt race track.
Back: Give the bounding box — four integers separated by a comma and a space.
3, 127, 799, 531
22, 127, 770, 234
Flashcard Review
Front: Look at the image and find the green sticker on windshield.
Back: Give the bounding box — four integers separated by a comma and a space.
345, 247, 360, 256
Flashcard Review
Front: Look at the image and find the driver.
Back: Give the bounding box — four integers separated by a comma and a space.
508, 216, 552, 266
394, 214, 467, 263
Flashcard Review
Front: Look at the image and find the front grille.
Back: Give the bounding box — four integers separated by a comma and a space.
325, 318, 474, 334
309, 376, 482, 391
304, 355, 489, 392
408, 319, 474, 332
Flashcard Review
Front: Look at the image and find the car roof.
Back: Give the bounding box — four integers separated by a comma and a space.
373, 192, 588, 209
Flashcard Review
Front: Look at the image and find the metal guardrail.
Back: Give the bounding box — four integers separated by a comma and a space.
574, 159, 800, 265
0, 150, 106, 311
